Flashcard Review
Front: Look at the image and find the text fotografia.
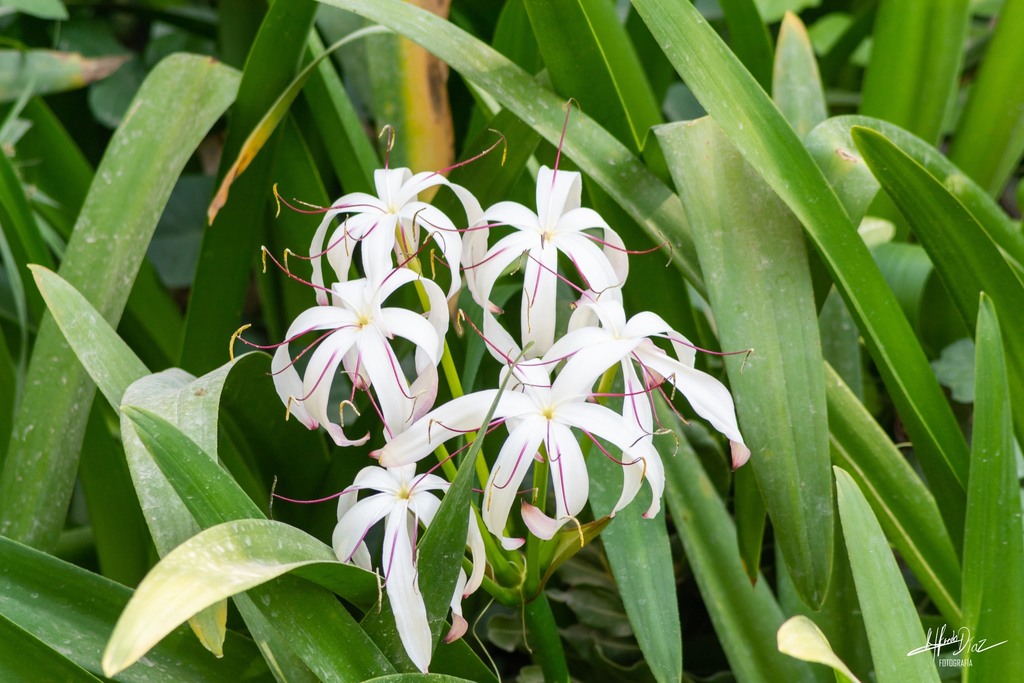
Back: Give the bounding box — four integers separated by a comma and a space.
906, 625, 1006, 667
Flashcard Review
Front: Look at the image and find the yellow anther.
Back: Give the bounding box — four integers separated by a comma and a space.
284, 396, 296, 422
228, 324, 252, 361
283, 248, 294, 273
260, 246, 269, 274
569, 516, 584, 548
272, 184, 282, 218
339, 400, 361, 422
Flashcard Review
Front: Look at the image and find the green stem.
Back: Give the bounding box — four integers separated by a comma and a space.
523, 593, 569, 683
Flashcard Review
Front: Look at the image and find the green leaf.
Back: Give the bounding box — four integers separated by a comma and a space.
118, 406, 391, 679
0, 613, 102, 682
720, 0, 774, 90
660, 398, 817, 683
319, 0, 704, 291
631, 0, 970, 536
777, 616, 861, 683
0, 54, 239, 550
773, 11, 827, 140
1, 0, 67, 19
523, 0, 663, 155
208, 25, 387, 223
589, 449, 681, 683
0, 535, 271, 682
0, 50, 126, 102
181, 0, 317, 375
0, 143, 51, 321
805, 115, 1024, 277
852, 125, 1024, 444
29, 266, 148, 406
658, 117, 832, 608
948, 0, 1024, 194
825, 364, 961, 626
101, 517, 373, 677
961, 295, 1024, 677
859, 0, 969, 145
834, 467, 940, 683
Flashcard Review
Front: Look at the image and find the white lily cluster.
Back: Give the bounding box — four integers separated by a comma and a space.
267, 161, 749, 672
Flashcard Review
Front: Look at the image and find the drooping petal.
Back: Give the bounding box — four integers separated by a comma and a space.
520, 240, 560, 356
355, 326, 414, 438
535, 166, 581, 229
381, 502, 432, 673
444, 570, 470, 644
482, 417, 547, 550
637, 346, 747, 451
520, 500, 570, 540
545, 421, 589, 520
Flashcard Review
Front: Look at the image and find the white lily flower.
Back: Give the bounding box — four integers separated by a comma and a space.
310, 167, 481, 302
464, 165, 628, 357
272, 268, 448, 445
375, 356, 662, 550
546, 291, 750, 469
332, 464, 486, 673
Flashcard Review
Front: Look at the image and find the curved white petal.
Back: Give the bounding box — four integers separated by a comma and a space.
271, 345, 316, 429
381, 502, 432, 673
536, 166, 581, 229
355, 327, 413, 438
483, 417, 547, 550
332, 493, 394, 563
554, 230, 622, 293
637, 347, 746, 448
520, 241, 559, 356
376, 390, 499, 466
381, 307, 444, 366
545, 422, 588, 520
520, 500, 570, 540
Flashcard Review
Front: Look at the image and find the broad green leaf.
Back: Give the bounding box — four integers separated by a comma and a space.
319, 0, 704, 292
659, 117, 832, 608
961, 296, 1024, 678
589, 447, 681, 683
859, 0, 969, 145
208, 25, 387, 223
118, 406, 392, 680
825, 364, 961, 626
660, 398, 817, 683
1, 0, 68, 20
805, 116, 1024, 274
631, 0, 970, 535
102, 517, 371, 677
773, 11, 827, 140
853, 126, 1024, 444
0, 50, 126, 102
834, 467, 940, 683
29, 265, 148, 406
0, 54, 239, 550
181, 0, 317, 375
733, 463, 767, 583
523, 0, 663, 155
777, 616, 861, 683
0, 535, 271, 682
0, 613, 102, 682
948, 0, 1024, 195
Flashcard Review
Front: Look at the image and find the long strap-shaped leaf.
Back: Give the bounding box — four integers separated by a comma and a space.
853, 126, 1024, 446
961, 296, 1024, 677
658, 117, 832, 609
0, 54, 239, 550
835, 468, 940, 683
628, 0, 969, 508
318, 0, 703, 292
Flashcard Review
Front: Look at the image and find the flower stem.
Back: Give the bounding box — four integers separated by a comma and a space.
524, 451, 549, 595
523, 592, 569, 683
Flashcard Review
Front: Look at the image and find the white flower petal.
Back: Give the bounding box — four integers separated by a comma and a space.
483, 418, 546, 550
382, 503, 432, 673
546, 422, 588, 519
332, 493, 394, 563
